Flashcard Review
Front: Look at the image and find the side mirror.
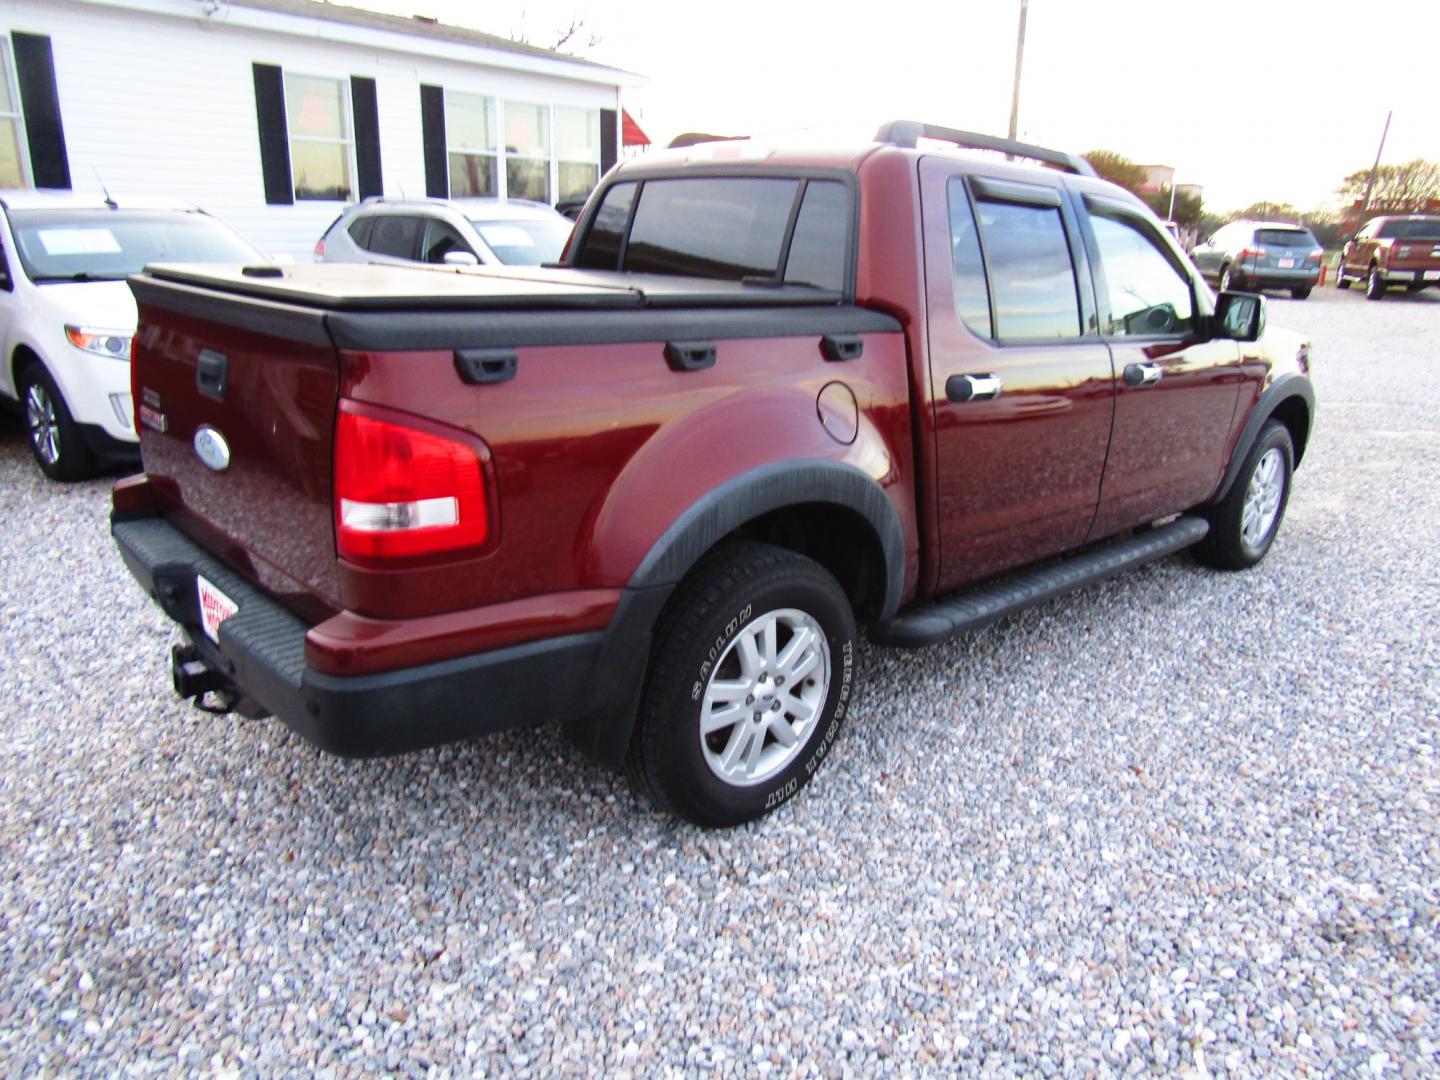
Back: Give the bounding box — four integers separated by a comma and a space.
442, 250, 479, 267
1214, 291, 1266, 342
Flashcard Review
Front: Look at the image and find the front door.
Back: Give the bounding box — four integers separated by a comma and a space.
1078, 196, 1245, 539
921, 160, 1116, 594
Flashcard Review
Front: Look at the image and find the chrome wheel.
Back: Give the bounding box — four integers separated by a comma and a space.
24, 382, 61, 467
1240, 447, 1285, 550
1219, 265, 1234, 291
699, 607, 830, 787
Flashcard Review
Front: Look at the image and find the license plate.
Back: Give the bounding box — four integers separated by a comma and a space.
197, 575, 238, 643
1426, 270, 1440, 281
1278, 258, 1295, 268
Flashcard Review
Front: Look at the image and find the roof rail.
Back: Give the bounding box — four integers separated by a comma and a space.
874, 121, 1096, 178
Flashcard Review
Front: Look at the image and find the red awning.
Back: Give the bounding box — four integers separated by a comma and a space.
622, 109, 650, 147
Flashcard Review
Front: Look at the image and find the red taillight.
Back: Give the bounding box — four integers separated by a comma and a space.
334, 403, 492, 564
314, 238, 327, 258
1239, 247, 1268, 261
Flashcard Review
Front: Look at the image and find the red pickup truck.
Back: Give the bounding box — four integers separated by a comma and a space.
1336, 214, 1440, 299
112, 123, 1315, 827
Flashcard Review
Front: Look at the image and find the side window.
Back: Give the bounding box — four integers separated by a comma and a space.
345, 217, 372, 247
782, 180, 849, 292
975, 198, 1082, 340
421, 218, 471, 263
946, 178, 992, 338
1089, 212, 1194, 337
576, 181, 636, 270
624, 178, 798, 278
365, 215, 421, 259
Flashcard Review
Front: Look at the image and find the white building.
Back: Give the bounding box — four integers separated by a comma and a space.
0, 0, 638, 257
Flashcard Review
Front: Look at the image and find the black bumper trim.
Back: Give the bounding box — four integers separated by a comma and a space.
113, 516, 618, 757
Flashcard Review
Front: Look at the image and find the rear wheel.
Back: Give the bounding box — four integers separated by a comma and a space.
1290, 286, 1312, 300
20, 363, 95, 481
1196, 420, 1294, 571
628, 543, 857, 828
1219, 264, 1236, 292
1335, 265, 1351, 289
1366, 266, 1386, 300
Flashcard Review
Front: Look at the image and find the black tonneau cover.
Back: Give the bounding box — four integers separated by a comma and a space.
138, 262, 844, 312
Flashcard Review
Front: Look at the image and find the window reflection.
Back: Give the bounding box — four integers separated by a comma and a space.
977, 200, 1082, 340
1091, 214, 1193, 337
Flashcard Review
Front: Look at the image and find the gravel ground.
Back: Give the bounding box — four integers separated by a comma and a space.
1, 285, 1438, 1076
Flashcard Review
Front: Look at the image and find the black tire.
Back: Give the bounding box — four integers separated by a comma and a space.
1195, 420, 1294, 571
19, 362, 96, 482
1219, 264, 1235, 292
1335, 266, 1350, 290
628, 542, 857, 828
1366, 266, 1386, 300
1290, 286, 1312, 300
1407, 282, 1426, 293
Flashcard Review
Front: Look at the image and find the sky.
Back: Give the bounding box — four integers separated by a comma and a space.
354, 0, 1439, 215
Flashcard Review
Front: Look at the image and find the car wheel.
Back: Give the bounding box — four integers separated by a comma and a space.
628, 542, 857, 828
1290, 286, 1312, 300
1366, 266, 1386, 300
1195, 420, 1294, 571
1219, 264, 1235, 292
1335, 267, 1350, 289
20, 363, 96, 482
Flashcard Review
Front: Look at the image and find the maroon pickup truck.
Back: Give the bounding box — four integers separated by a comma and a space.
1336, 214, 1440, 299
113, 123, 1315, 827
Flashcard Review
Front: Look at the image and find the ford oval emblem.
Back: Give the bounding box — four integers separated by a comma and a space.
193, 425, 231, 472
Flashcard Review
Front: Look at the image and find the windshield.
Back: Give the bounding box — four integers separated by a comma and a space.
469, 218, 572, 265
7, 209, 262, 282
1376, 218, 1440, 240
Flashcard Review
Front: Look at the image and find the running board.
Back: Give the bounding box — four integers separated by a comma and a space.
870, 515, 1210, 648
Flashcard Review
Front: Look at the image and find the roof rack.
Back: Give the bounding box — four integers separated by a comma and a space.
874, 121, 1096, 178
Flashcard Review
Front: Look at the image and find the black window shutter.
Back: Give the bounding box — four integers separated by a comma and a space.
600, 108, 618, 175
11, 33, 71, 189
419, 85, 448, 198
252, 63, 293, 205
351, 76, 382, 200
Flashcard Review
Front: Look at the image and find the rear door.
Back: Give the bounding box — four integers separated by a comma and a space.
921, 159, 1115, 592
1076, 194, 1244, 538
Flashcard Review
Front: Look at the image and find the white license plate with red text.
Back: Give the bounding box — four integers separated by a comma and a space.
1278, 258, 1295, 268
197, 575, 238, 642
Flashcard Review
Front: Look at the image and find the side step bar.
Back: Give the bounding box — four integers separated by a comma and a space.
870, 515, 1210, 648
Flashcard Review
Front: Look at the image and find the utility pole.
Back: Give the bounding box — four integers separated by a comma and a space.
1008, 0, 1028, 141
1356, 110, 1392, 234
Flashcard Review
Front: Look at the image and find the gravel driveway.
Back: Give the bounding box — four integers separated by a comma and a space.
1, 286, 1437, 1075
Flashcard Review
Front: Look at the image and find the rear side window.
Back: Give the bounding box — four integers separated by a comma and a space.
625, 178, 797, 278
576, 176, 852, 289
346, 217, 373, 247
783, 181, 850, 292
946, 179, 992, 338
1256, 228, 1316, 248
975, 199, 1082, 340
366, 216, 421, 259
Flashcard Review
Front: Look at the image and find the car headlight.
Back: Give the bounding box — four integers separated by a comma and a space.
65, 325, 133, 361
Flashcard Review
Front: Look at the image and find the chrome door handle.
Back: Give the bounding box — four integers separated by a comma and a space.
946, 373, 1003, 403
1124, 362, 1163, 387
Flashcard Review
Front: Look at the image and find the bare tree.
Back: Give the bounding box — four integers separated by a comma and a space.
508, 10, 602, 54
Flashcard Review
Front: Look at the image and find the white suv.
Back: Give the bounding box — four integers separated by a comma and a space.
0, 191, 264, 480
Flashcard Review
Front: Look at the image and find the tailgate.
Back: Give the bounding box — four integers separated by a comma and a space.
130, 275, 342, 607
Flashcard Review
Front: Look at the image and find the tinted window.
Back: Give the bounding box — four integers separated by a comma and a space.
1256, 228, 1316, 248
6, 210, 260, 281
782, 180, 849, 292
365, 215, 421, 259
421, 219, 471, 263
946, 178, 992, 338
346, 217, 372, 247
1377, 218, 1440, 240
624, 178, 798, 279
577, 182, 636, 270
975, 199, 1081, 340
1090, 213, 1194, 337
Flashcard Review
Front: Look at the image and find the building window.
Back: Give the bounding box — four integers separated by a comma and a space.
556, 106, 599, 201
284, 73, 353, 201
445, 90, 497, 198
504, 102, 550, 203
0, 40, 28, 188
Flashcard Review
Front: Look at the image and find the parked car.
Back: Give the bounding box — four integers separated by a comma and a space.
1336, 215, 1440, 299
1191, 221, 1323, 299
316, 197, 574, 267
0, 191, 265, 480
113, 122, 1314, 827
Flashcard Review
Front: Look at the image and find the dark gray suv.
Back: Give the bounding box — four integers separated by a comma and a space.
1191, 221, 1323, 299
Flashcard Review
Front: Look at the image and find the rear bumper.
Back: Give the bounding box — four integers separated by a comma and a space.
112, 515, 657, 757
1236, 267, 1320, 288
1380, 267, 1440, 283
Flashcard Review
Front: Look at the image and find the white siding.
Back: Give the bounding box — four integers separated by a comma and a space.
5, 0, 623, 259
